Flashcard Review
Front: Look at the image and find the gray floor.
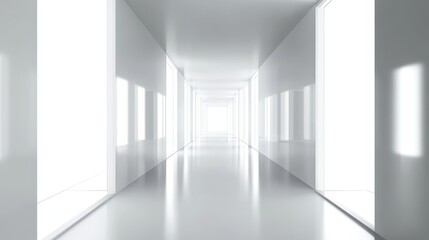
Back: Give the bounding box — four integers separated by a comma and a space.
59, 137, 381, 240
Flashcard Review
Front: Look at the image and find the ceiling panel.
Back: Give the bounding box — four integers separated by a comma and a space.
125, 0, 318, 100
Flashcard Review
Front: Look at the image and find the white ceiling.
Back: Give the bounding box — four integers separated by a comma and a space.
125, 0, 318, 100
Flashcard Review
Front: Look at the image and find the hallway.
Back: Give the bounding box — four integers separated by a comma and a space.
59, 138, 380, 240
2, 0, 429, 239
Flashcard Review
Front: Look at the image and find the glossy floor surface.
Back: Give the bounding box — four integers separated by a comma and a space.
59, 137, 381, 240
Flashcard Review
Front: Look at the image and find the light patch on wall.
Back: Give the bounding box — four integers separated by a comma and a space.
0, 55, 2, 160
393, 63, 424, 157
166, 57, 177, 155
196, 95, 199, 137
157, 93, 165, 139
280, 91, 290, 141
239, 90, 244, 139
234, 96, 239, 137
184, 82, 191, 143
250, 73, 259, 147
0, 54, 10, 160
240, 84, 250, 142
303, 85, 315, 140
264, 96, 272, 140
193, 91, 197, 139
137, 86, 146, 141
117, 77, 129, 147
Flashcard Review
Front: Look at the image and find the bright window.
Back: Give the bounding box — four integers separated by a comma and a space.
317, 0, 375, 226
37, 0, 109, 238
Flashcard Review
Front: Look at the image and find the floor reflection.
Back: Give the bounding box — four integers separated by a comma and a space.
165, 154, 178, 240
324, 190, 374, 226
323, 201, 376, 240
59, 137, 381, 240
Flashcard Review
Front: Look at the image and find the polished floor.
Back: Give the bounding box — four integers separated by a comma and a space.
58, 137, 381, 240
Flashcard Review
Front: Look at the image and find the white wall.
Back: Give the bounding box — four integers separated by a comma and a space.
116, 0, 189, 191
0, 0, 37, 239
117, 0, 165, 94
116, 0, 167, 191
255, 8, 316, 188
375, 0, 429, 239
